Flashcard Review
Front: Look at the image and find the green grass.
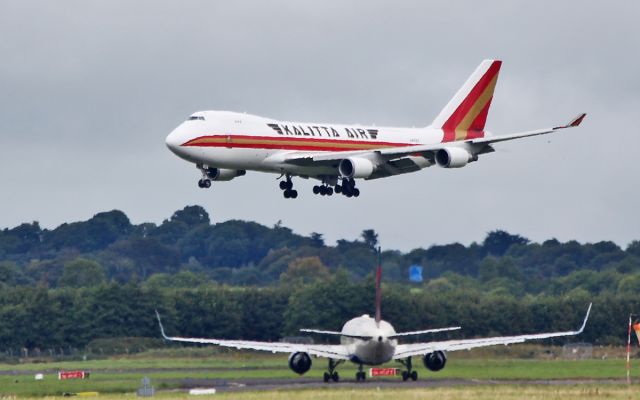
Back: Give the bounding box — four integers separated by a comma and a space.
0, 351, 633, 397
0, 386, 635, 400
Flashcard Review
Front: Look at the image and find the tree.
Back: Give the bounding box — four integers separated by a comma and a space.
0, 261, 20, 286
626, 241, 640, 258
58, 258, 106, 288
478, 256, 522, 282
483, 230, 529, 256
170, 205, 210, 226
309, 232, 325, 247
45, 210, 131, 252
280, 257, 331, 285
361, 229, 379, 250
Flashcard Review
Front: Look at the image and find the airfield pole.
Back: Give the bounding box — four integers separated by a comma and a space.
627, 313, 636, 385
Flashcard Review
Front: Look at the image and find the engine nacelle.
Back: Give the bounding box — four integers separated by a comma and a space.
288, 352, 312, 375
423, 351, 447, 372
435, 148, 473, 168
338, 157, 374, 178
206, 168, 247, 181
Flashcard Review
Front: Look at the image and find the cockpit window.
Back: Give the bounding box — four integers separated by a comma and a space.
187, 115, 205, 121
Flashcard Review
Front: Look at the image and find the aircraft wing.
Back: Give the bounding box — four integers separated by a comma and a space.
393, 303, 591, 360
155, 312, 350, 360
283, 113, 586, 168
468, 113, 587, 145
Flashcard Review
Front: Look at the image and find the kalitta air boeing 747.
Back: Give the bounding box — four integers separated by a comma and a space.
165, 60, 586, 198
155, 257, 591, 383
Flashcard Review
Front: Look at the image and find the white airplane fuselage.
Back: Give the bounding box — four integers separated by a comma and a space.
165, 110, 468, 179
340, 314, 397, 365
164, 60, 586, 198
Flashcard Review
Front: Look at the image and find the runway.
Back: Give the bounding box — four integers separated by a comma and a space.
170, 377, 627, 393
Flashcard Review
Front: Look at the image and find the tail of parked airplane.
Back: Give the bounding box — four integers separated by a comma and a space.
375, 247, 382, 324
431, 59, 502, 142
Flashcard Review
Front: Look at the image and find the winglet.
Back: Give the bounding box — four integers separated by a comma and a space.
555, 113, 587, 129
155, 310, 169, 340
577, 303, 592, 334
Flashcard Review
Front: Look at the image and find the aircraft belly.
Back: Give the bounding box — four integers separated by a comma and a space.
351, 341, 395, 365
198, 148, 273, 171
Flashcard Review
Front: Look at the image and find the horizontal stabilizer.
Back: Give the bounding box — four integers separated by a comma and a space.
299, 329, 372, 341
389, 326, 461, 339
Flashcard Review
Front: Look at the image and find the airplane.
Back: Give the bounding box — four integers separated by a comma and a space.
155, 257, 592, 383
165, 59, 586, 199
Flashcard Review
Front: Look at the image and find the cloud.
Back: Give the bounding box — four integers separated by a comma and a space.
0, 0, 638, 250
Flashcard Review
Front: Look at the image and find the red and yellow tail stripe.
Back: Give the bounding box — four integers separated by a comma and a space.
442, 61, 501, 142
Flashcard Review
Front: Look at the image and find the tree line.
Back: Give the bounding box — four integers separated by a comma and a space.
1, 205, 639, 291
0, 205, 639, 349
0, 275, 632, 350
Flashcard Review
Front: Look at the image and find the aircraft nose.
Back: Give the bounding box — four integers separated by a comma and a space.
165, 127, 182, 152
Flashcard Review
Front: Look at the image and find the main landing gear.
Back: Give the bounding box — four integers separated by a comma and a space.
323, 359, 343, 383
355, 364, 366, 382
398, 357, 418, 381
312, 185, 333, 196
335, 178, 360, 198
279, 175, 298, 199
312, 178, 360, 198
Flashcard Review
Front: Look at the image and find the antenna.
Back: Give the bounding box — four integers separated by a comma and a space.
375, 246, 382, 324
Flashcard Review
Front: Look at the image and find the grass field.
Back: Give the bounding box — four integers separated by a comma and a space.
0, 347, 637, 397
0, 387, 636, 400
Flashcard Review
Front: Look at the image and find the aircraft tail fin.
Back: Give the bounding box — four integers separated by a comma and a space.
375, 247, 382, 324
431, 59, 502, 142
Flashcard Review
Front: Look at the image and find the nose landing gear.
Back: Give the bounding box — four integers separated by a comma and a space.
355, 364, 366, 382
196, 165, 212, 189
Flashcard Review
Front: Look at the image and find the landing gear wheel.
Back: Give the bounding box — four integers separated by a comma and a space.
323, 372, 330, 383
279, 181, 288, 190
356, 371, 366, 382
198, 180, 204, 188
335, 185, 342, 193
331, 372, 339, 382
290, 190, 298, 199
352, 188, 360, 197
203, 179, 211, 188
313, 185, 320, 194
401, 371, 409, 381
327, 187, 333, 196
410, 370, 418, 381
283, 190, 291, 199
319, 186, 327, 196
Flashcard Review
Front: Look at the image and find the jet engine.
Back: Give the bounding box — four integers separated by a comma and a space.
435, 148, 474, 168
206, 168, 247, 181
423, 351, 447, 372
288, 352, 312, 375
338, 157, 374, 178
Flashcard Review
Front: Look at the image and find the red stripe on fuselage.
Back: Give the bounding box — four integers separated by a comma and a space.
182, 134, 414, 152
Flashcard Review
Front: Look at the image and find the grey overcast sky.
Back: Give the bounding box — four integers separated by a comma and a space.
1, 1, 638, 251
